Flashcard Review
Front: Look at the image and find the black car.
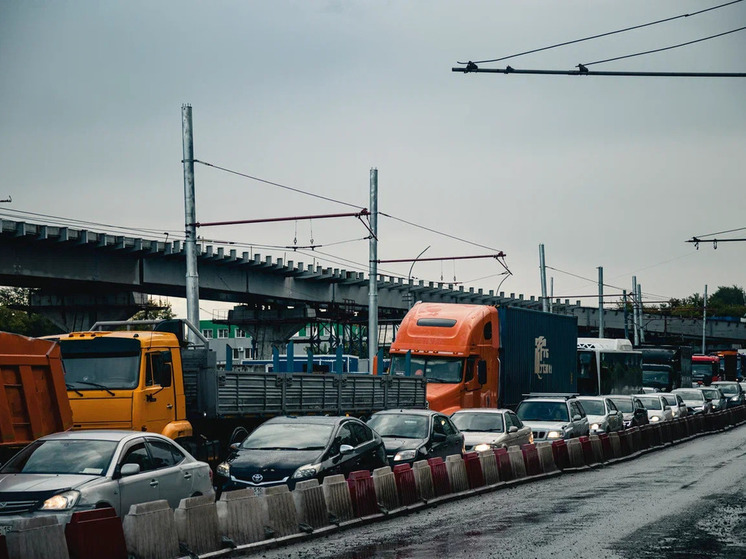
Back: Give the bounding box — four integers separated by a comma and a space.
607, 395, 650, 428
216, 416, 387, 492
710, 381, 746, 408
366, 409, 464, 467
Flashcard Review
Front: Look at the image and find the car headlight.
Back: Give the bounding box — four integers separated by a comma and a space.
650, 416, 660, 422
474, 443, 493, 453
41, 490, 80, 511
292, 463, 321, 479
216, 462, 230, 478
547, 431, 562, 439
394, 449, 419, 461
730, 396, 739, 402
590, 423, 600, 431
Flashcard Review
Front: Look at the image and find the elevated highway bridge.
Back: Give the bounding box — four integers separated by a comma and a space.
1, 217, 744, 356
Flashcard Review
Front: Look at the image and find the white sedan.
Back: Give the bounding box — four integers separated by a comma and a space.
451, 408, 533, 451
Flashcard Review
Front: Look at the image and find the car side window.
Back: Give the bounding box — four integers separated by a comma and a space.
348, 421, 372, 446
606, 399, 618, 413
503, 413, 514, 429
433, 416, 448, 436
147, 439, 184, 469
336, 423, 356, 448
569, 402, 584, 418
120, 442, 154, 472
443, 417, 458, 435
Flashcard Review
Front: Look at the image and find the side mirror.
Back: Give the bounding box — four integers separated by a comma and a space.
477, 361, 488, 385
432, 432, 447, 442
572, 414, 581, 422
230, 443, 241, 451
120, 463, 141, 477
339, 444, 354, 455
508, 426, 518, 434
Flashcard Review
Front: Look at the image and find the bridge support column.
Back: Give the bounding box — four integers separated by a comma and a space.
28, 290, 148, 332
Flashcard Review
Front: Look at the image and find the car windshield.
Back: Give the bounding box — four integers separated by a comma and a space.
516, 401, 569, 422
609, 399, 634, 413
0, 439, 118, 475
240, 423, 333, 451
674, 390, 705, 401
701, 389, 720, 399
637, 397, 662, 410
367, 414, 429, 439
451, 413, 504, 433
714, 384, 738, 395
578, 400, 605, 415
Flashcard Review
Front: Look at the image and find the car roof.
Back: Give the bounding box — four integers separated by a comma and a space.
38, 430, 154, 442
520, 397, 571, 403
371, 409, 439, 417
606, 395, 637, 400
575, 396, 607, 401
264, 415, 351, 425
451, 408, 509, 414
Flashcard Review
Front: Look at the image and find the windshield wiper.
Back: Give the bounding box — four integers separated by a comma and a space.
66, 383, 84, 397
426, 378, 447, 383
71, 381, 115, 396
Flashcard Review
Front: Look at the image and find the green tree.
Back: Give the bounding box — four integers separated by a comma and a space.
0, 287, 62, 336
129, 298, 175, 321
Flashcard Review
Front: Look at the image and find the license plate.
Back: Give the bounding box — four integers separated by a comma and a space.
0, 525, 11, 536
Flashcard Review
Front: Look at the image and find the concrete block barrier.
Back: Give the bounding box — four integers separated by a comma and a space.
348, 470, 379, 517
393, 464, 419, 506
412, 460, 435, 501
521, 444, 541, 476
463, 452, 486, 489
427, 457, 452, 497
637, 425, 652, 450
493, 448, 514, 481
648, 423, 662, 447
628, 427, 641, 453
122, 500, 179, 559
477, 450, 500, 485
445, 455, 469, 493
5, 516, 69, 559
322, 474, 355, 523
175, 494, 220, 556
217, 489, 268, 545
294, 479, 329, 530
577, 436, 595, 466
597, 433, 613, 461
618, 430, 631, 456
588, 435, 604, 464
535, 442, 558, 474
565, 439, 585, 469
507, 446, 527, 479
608, 431, 622, 458
661, 421, 674, 444
372, 466, 400, 512
551, 440, 570, 470
65, 507, 127, 559
265, 485, 299, 537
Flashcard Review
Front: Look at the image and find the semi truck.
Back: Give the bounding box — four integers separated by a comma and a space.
639, 345, 693, 392
45, 319, 426, 461
386, 302, 579, 413
0, 332, 73, 462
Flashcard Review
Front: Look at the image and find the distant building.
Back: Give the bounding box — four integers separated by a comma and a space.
199, 320, 255, 365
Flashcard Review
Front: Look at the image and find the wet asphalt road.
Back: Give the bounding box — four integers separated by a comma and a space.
244, 423, 746, 559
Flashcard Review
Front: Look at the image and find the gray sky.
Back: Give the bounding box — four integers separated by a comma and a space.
1, 1, 744, 318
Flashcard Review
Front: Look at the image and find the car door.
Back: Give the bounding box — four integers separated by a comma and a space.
605, 399, 622, 431
144, 437, 195, 510
349, 420, 385, 471
116, 438, 160, 517
632, 398, 648, 425
507, 411, 531, 447
327, 421, 363, 477
569, 401, 588, 436
440, 415, 464, 457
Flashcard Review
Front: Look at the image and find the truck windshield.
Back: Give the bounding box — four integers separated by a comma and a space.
389, 355, 464, 383
60, 338, 141, 390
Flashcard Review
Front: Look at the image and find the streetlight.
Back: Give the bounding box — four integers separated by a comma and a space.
407, 246, 430, 308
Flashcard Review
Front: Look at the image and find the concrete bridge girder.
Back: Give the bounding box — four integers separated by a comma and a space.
28, 291, 148, 332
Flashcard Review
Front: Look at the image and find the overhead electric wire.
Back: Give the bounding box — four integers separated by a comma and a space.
583, 26, 746, 67
457, 0, 742, 65
693, 225, 746, 238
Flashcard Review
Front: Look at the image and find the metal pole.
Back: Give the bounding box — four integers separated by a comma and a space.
549, 277, 554, 313
598, 266, 604, 337
539, 244, 548, 312
407, 246, 430, 309
181, 104, 200, 343
368, 168, 378, 372
702, 284, 708, 354
637, 283, 645, 343
623, 289, 629, 340
632, 276, 639, 347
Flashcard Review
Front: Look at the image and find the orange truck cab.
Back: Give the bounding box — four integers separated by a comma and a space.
388, 303, 578, 414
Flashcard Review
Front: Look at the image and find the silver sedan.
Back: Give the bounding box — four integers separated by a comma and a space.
451, 409, 533, 451
0, 430, 213, 523
575, 396, 625, 434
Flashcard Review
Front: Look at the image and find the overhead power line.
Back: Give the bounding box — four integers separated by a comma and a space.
456, 0, 743, 65
453, 67, 746, 78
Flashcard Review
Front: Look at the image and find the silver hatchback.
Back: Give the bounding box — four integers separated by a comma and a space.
0, 430, 214, 523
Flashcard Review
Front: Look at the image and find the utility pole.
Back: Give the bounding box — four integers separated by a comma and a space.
549, 277, 554, 313
598, 266, 604, 337
623, 289, 629, 340
368, 168, 378, 373
702, 284, 708, 354
637, 283, 645, 343
632, 276, 639, 347
182, 104, 200, 343
539, 244, 548, 312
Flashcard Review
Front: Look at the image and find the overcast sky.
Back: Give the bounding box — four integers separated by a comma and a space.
1, 1, 744, 318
